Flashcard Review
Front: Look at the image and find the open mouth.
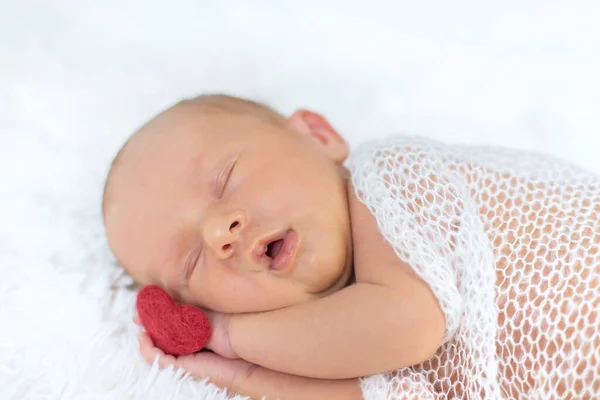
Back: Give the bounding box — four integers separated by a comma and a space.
266, 239, 284, 259
259, 230, 299, 271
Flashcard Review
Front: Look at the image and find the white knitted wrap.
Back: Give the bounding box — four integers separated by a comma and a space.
348, 136, 600, 399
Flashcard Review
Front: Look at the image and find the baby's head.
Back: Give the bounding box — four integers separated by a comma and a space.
103, 95, 353, 313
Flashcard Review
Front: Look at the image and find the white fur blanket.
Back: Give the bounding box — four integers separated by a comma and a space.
2, 1, 600, 399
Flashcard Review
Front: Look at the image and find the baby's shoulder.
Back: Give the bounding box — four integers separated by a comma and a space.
348, 136, 467, 213
347, 136, 464, 193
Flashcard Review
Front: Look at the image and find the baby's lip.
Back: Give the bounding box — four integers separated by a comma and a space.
250, 229, 298, 273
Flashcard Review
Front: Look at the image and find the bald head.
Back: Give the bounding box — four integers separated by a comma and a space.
102, 94, 286, 220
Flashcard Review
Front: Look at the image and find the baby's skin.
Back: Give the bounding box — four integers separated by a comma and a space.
103, 95, 445, 399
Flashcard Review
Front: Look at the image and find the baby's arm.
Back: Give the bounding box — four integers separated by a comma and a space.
223, 191, 446, 379
230, 281, 442, 379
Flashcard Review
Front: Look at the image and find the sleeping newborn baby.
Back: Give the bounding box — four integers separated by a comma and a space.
103, 95, 599, 399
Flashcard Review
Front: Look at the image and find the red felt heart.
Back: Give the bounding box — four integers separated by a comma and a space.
136, 285, 211, 356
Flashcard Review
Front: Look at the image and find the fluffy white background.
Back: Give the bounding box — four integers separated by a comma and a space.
1, 1, 600, 399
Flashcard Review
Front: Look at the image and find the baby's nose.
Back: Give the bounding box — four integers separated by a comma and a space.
204, 211, 247, 259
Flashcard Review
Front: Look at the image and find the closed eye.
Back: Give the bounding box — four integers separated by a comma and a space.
184, 246, 202, 281
216, 159, 237, 198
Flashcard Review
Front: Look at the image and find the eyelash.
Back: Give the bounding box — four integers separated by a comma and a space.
217, 159, 237, 197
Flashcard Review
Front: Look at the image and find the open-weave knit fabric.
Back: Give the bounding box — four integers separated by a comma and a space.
349, 136, 600, 399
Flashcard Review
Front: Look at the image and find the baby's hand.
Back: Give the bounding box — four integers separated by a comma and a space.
137, 331, 256, 392
134, 310, 238, 359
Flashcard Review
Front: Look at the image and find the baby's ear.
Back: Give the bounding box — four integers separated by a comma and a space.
288, 109, 349, 164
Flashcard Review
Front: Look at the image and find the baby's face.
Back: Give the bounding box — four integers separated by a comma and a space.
105, 104, 353, 313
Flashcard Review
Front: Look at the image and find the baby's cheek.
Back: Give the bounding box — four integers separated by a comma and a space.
319, 244, 348, 286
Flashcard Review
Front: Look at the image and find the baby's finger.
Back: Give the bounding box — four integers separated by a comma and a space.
137, 332, 179, 369
138, 332, 158, 364
138, 332, 167, 365
133, 314, 141, 326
